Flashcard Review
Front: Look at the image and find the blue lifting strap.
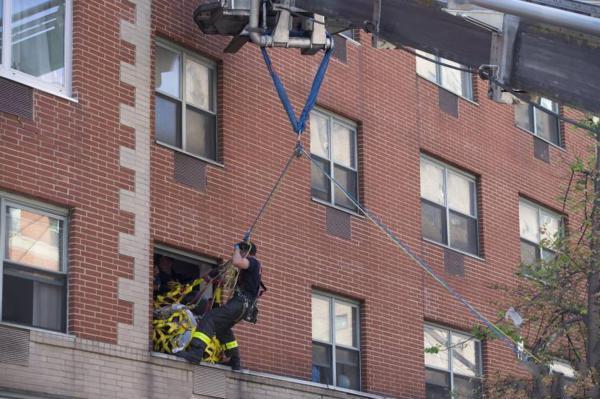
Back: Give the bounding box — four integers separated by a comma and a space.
260, 46, 332, 136
244, 47, 537, 365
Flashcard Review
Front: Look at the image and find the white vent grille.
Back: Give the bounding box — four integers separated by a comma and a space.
193, 366, 227, 398
0, 325, 30, 366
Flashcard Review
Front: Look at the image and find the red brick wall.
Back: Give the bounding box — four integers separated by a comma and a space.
0, 0, 136, 342
0, 0, 593, 398
150, 2, 593, 397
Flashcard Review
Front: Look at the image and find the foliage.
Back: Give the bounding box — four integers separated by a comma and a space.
424, 346, 440, 355
481, 121, 599, 398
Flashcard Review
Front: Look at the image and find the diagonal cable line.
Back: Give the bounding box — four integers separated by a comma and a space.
300, 146, 540, 363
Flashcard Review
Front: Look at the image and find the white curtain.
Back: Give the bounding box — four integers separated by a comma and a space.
33, 280, 63, 331
11, 0, 65, 84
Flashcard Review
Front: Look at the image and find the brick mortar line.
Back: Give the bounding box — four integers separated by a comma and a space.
30, 331, 386, 398
29, 331, 191, 370
234, 372, 391, 399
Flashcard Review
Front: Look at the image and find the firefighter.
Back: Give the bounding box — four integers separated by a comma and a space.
178, 241, 261, 370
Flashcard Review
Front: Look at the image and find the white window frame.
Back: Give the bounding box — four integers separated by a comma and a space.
416, 51, 473, 100
515, 98, 562, 147
0, 0, 74, 99
420, 155, 480, 257
0, 193, 69, 333
154, 39, 219, 164
532, 100, 559, 139
310, 108, 359, 214
339, 29, 359, 45
424, 324, 483, 398
519, 198, 563, 262
311, 292, 361, 391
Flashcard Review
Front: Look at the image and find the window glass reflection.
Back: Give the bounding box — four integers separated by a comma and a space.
11, 0, 66, 85
7, 206, 63, 271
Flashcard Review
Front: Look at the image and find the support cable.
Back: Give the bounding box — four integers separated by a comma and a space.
243, 144, 302, 241
479, 69, 600, 135
242, 43, 333, 240
300, 146, 541, 363
399, 45, 599, 135
254, 43, 545, 363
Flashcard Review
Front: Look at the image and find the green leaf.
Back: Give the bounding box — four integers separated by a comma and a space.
470, 325, 489, 341
424, 346, 440, 354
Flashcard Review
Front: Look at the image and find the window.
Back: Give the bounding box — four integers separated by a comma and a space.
515, 97, 561, 146
310, 110, 358, 212
311, 293, 360, 391
424, 325, 483, 399
0, 0, 72, 96
153, 247, 215, 295
333, 30, 358, 62
0, 197, 68, 332
519, 199, 562, 264
420, 156, 479, 256
416, 50, 473, 99
153, 247, 215, 314
339, 29, 357, 42
155, 40, 218, 162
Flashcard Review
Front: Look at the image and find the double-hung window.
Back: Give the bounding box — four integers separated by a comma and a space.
311, 293, 360, 391
515, 97, 561, 146
0, 196, 68, 332
0, 0, 72, 96
424, 325, 483, 399
339, 29, 358, 42
155, 40, 218, 162
420, 156, 479, 256
519, 199, 561, 264
310, 110, 359, 212
416, 50, 473, 99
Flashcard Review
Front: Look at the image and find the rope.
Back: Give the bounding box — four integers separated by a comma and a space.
299, 147, 540, 363
216, 41, 550, 366
238, 44, 333, 242
245, 43, 547, 363
261, 46, 332, 135
244, 143, 301, 241
479, 68, 600, 135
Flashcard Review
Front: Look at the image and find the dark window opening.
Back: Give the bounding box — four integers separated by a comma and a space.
153, 249, 215, 311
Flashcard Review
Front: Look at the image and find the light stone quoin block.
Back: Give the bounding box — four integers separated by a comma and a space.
117, 0, 152, 350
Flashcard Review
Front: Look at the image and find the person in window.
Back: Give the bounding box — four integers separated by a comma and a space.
154, 254, 179, 295
178, 241, 261, 370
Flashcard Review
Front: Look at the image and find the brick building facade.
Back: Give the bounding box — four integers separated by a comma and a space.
0, 1, 591, 398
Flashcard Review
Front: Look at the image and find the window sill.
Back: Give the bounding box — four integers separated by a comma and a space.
239, 369, 380, 399
312, 197, 365, 219
154, 141, 225, 168
0, 321, 72, 338
0, 70, 77, 103
422, 238, 486, 262
153, 351, 383, 398
514, 125, 566, 152
150, 351, 231, 369
416, 74, 479, 106
340, 35, 361, 46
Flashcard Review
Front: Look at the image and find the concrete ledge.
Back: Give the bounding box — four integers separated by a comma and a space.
4, 326, 391, 398
231, 370, 391, 399
0, 387, 81, 399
